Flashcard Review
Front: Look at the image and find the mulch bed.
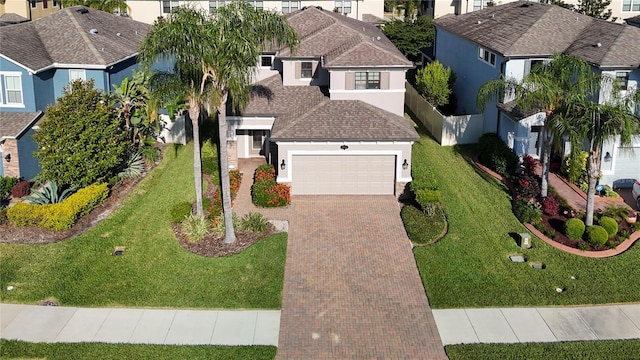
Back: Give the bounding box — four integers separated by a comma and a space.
172, 223, 276, 258
539, 212, 635, 251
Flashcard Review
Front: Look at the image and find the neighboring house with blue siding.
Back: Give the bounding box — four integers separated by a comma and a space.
433, 1, 640, 187
0, 6, 149, 179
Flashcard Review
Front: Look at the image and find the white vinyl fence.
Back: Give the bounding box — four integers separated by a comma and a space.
405, 81, 484, 146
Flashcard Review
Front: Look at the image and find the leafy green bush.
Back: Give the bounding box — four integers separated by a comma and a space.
401, 204, 446, 244
7, 183, 109, 230
564, 218, 586, 240
181, 214, 210, 242
0, 176, 18, 200
252, 164, 290, 207
239, 212, 269, 234
33, 80, 127, 187
586, 225, 609, 246
513, 199, 541, 224
169, 201, 192, 223
600, 204, 629, 223
598, 216, 618, 236
477, 133, 518, 176
561, 151, 591, 193
24, 181, 77, 204
415, 189, 442, 215
515, 173, 541, 200
0, 207, 7, 224
415, 60, 456, 108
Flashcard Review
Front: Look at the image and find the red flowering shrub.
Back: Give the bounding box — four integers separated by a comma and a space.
252, 164, 290, 207
515, 173, 540, 200
521, 154, 537, 176
10, 180, 31, 198
264, 183, 290, 207
541, 194, 560, 216
254, 164, 275, 182
208, 169, 242, 222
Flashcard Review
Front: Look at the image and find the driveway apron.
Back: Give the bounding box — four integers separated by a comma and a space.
276, 196, 447, 359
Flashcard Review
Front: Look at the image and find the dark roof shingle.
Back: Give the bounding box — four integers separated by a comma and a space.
0, 112, 44, 139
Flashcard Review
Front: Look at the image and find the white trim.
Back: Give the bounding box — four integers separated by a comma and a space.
2, 72, 24, 107
277, 149, 410, 183
0, 53, 139, 75
329, 89, 406, 94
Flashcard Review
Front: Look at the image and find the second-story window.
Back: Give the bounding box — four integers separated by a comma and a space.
247, 0, 263, 10
615, 72, 629, 91
261, 55, 273, 68
163, 0, 179, 14
282, 0, 299, 14
300, 62, 313, 78
355, 72, 380, 89
478, 47, 496, 66
335, 0, 351, 14
69, 69, 86, 82
4, 74, 23, 105
473, 0, 492, 10
209, 0, 226, 12
31, 0, 36, 8
623, 0, 640, 11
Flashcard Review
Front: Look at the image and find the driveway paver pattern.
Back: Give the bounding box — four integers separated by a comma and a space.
276, 196, 447, 359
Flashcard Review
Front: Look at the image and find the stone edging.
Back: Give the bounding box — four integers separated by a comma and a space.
471, 157, 640, 258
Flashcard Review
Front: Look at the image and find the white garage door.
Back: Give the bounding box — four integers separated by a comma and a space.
614, 147, 640, 181
292, 155, 396, 195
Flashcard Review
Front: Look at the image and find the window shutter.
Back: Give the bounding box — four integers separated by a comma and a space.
381, 72, 390, 90
312, 61, 318, 76
295, 62, 301, 79
345, 72, 355, 90
524, 60, 531, 77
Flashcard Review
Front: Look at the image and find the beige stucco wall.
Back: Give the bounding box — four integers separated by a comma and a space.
126, 0, 163, 24
1, 0, 29, 17
275, 141, 414, 183
328, 69, 407, 116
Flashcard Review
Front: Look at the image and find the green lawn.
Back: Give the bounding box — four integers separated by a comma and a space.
412, 134, 640, 308
446, 340, 640, 360
0, 340, 276, 360
0, 143, 287, 309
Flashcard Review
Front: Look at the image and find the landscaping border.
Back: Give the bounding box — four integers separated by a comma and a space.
471, 157, 640, 258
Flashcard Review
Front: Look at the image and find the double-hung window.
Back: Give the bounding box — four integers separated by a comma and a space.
615, 72, 629, 91
209, 0, 226, 12
473, 0, 492, 10
247, 0, 263, 10
3, 74, 23, 106
282, 0, 299, 14
300, 62, 313, 78
335, 0, 351, 14
261, 55, 273, 68
623, 0, 640, 11
478, 47, 496, 66
69, 69, 86, 82
162, 0, 179, 14
355, 72, 380, 89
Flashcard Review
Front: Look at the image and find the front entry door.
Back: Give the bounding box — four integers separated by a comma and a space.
249, 130, 268, 156
528, 126, 543, 157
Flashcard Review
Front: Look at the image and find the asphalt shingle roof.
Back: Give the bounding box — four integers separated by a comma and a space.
278, 6, 412, 68
0, 6, 149, 72
0, 112, 43, 139
434, 1, 640, 68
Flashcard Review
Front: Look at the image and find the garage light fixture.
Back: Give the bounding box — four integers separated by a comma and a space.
280, 159, 286, 170
402, 159, 408, 170
340, 145, 349, 150
4, 153, 10, 163
604, 152, 611, 162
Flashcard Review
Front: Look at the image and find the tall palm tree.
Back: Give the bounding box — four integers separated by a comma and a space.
559, 87, 640, 226
61, 0, 129, 13
139, 3, 297, 243
477, 54, 597, 198
207, 1, 298, 244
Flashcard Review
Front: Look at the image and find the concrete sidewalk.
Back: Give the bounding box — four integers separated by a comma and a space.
433, 304, 640, 345
0, 303, 280, 346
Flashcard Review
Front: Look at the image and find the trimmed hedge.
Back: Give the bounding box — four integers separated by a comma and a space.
598, 216, 618, 236
586, 225, 609, 246
477, 133, 518, 176
564, 218, 586, 240
7, 183, 109, 230
401, 204, 446, 244
1, 176, 18, 199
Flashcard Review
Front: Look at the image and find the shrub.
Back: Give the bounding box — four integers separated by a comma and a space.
564, 218, 586, 240
598, 216, 618, 236
514, 199, 541, 224
514, 173, 541, 200
415, 60, 456, 108
252, 164, 290, 207
541, 194, 560, 216
7, 183, 109, 230
239, 212, 268, 233
119, 151, 145, 179
211, 212, 241, 237
586, 225, 609, 246
521, 154, 537, 176
600, 204, 629, 223
0, 176, 18, 199
401, 204, 446, 244
207, 169, 242, 220
24, 181, 77, 204
561, 151, 590, 193
10, 180, 31, 198
415, 189, 442, 215
181, 214, 210, 242
254, 164, 275, 182
169, 201, 192, 223
477, 133, 518, 176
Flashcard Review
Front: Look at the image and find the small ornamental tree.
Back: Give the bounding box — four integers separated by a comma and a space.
415, 61, 456, 109
34, 80, 127, 187
576, 0, 613, 20
382, 15, 435, 60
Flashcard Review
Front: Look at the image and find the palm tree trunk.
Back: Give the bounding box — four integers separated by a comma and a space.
218, 92, 237, 244
540, 122, 553, 198
188, 99, 204, 216
585, 150, 599, 227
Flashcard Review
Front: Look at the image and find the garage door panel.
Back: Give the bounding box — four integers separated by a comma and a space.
614, 147, 640, 181
292, 155, 395, 195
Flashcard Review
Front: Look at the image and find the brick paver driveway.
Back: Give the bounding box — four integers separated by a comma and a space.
276, 196, 447, 359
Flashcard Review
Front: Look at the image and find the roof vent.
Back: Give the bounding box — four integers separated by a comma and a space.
316, 6, 322, 10
521, 3, 531, 7
594, 42, 602, 48
89, 28, 98, 34
76, 7, 89, 14
116, 32, 121, 36
477, 20, 482, 24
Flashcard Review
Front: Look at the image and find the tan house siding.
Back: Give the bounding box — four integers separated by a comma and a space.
2, 139, 20, 178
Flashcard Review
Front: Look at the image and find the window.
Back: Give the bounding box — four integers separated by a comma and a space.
69, 69, 86, 82
53, 0, 58, 7
524, 59, 549, 76
282, 0, 299, 14
355, 72, 380, 89
473, 0, 491, 10
163, 0, 179, 14
478, 47, 496, 66
623, 0, 640, 11
615, 72, 629, 91
4, 75, 23, 105
209, 0, 226, 12
43, 0, 48, 9
252, 130, 266, 150
300, 62, 313, 78
335, 0, 351, 14
31, 0, 36, 8
260, 55, 273, 68
247, 0, 263, 10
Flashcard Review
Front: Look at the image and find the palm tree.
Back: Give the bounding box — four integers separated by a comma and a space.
139, 3, 297, 243
558, 86, 640, 226
477, 54, 596, 198
61, 0, 129, 13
